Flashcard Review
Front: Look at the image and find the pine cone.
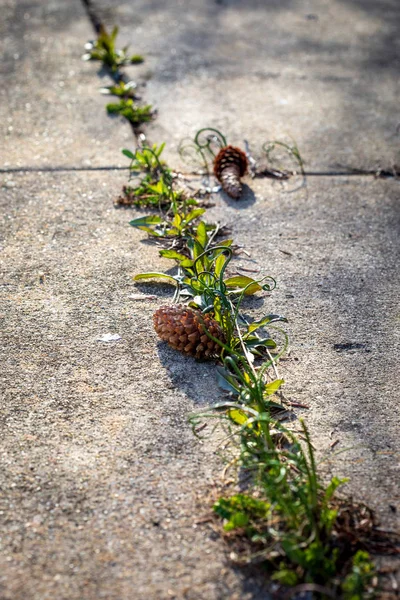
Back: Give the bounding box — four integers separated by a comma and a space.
153, 305, 225, 359
213, 145, 248, 199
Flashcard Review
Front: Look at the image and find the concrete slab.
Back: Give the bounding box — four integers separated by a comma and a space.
0, 0, 399, 599
0, 0, 132, 168
0, 170, 266, 600
93, 0, 400, 171
1, 171, 399, 599
206, 175, 400, 529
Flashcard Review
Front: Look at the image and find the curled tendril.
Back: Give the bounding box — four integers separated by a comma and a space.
261, 139, 305, 176
177, 128, 228, 172
194, 128, 227, 157
191, 245, 233, 276
261, 276, 277, 292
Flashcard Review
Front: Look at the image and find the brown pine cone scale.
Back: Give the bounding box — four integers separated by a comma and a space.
213, 145, 248, 199
153, 305, 225, 359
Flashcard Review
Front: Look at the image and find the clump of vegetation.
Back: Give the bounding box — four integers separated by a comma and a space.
116, 143, 193, 211
82, 26, 143, 72
83, 25, 153, 130
100, 80, 138, 99
106, 99, 153, 126
342, 551, 376, 599
132, 139, 398, 597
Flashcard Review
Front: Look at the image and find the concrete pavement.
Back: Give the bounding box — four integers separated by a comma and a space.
1, 1, 399, 598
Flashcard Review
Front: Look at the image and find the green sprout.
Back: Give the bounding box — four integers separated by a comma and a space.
117, 144, 195, 211
83, 26, 144, 72
106, 99, 153, 126
100, 80, 138, 98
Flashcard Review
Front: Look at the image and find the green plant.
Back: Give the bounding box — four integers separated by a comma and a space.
131, 152, 389, 596
83, 26, 143, 72
341, 551, 375, 599
129, 207, 207, 238
106, 99, 153, 126
118, 144, 193, 210
180, 283, 347, 586
124, 143, 167, 172
101, 80, 138, 98
213, 418, 346, 586
135, 223, 285, 361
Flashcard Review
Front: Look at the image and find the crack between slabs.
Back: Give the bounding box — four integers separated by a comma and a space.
0, 166, 398, 179
0, 166, 128, 173
80, 0, 103, 34
80, 0, 148, 142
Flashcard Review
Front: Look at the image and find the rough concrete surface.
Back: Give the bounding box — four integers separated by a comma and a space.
0, 0, 399, 599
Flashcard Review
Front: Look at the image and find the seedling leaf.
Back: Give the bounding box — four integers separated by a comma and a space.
224, 276, 262, 295
133, 272, 177, 283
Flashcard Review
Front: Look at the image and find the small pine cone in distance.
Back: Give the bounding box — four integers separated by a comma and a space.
153, 305, 225, 359
213, 145, 248, 199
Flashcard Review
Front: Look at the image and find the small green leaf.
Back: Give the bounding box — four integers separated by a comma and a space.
184, 208, 206, 223
133, 272, 177, 283
264, 379, 284, 396
129, 215, 162, 228
224, 512, 249, 531
247, 314, 288, 333
216, 239, 233, 248
228, 409, 249, 426
122, 149, 135, 159
323, 476, 348, 504
215, 253, 227, 277
172, 212, 182, 228
196, 221, 207, 249
130, 54, 144, 64
159, 249, 188, 262
153, 142, 165, 157
245, 337, 277, 350
136, 226, 163, 236
111, 26, 119, 42
192, 239, 205, 261
224, 276, 262, 295
216, 366, 240, 394
271, 569, 298, 586
180, 258, 195, 269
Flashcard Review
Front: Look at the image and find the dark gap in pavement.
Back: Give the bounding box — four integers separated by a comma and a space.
1, 167, 399, 179
81, 0, 103, 34
79, 0, 148, 144
0, 166, 128, 174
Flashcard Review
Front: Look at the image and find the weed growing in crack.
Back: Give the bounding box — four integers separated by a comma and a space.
341, 551, 376, 599
106, 99, 153, 126
83, 26, 143, 72
117, 144, 195, 211
131, 142, 398, 597
80, 8, 396, 588
100, 80, 138, 99
83, 25, 153, 133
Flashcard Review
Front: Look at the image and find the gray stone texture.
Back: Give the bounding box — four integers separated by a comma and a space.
0, 0, 399, 599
